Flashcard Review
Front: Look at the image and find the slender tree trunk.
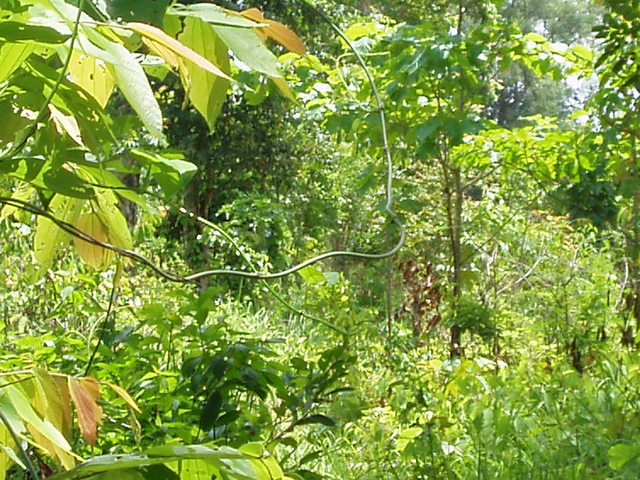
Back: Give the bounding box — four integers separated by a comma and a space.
441, 153, 465, 357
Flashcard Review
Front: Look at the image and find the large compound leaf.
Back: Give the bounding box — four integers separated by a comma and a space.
179, 17, 230, 130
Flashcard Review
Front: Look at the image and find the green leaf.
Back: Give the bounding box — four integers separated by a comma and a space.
0, 21, 68, 43
293, 415, 336, 428
108, 0, 172, 27
609, 443, 640, 470
88, 33, 164, 141
179, 17, 230, 130
48, 444, 263, 480
200, 391, 223, 431
130, 149, 196, 196
0, 43, 34, 83
169, 4, 259, 28
127, 22, 230, 80
396, 427, 422, 452
93, 188, 133, 250
212, 25, 283, 78
298, 266, 326, 285
42, 168, 94, 198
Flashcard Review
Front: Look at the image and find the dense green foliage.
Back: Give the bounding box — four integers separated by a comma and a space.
3, 0, 640, 479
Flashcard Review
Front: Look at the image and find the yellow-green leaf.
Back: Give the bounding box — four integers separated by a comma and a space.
3, 384, 71, 453
0, 43, 33, 83
106, 383, 141, 414
67, 49, 115, 108
34, 195, 83, 271
127, 21, 231, 80
179, 17, 230, 130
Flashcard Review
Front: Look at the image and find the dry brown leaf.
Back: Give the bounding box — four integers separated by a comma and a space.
241, 8, 306, 55
68, 377, 103, 445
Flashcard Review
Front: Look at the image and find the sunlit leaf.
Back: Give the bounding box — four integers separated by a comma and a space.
126, 22, 230, 80
67, 50, 115, 108
178, 17, 230, 130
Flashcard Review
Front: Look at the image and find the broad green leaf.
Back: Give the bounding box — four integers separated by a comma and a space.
47, 445, 263, 480
67, 49, 115, 108
179, 17, 230, 130
396, 427, 422, 452
523, 32, 547, 44
88, 33, 164, 140
200, 390, 222, 431
212, 25, 283, 78
169, 4, 259, 28
176, 459, 221, 480
34, 194, 83, 271
130, 149, 196, 196
0, 43, 34, 82
126, 22, 230, 80
609, 443, 640, 470
42, 167, 94, 199
0, 425, 16, 480
33, 369, 72, 440
298, 266, 326, 285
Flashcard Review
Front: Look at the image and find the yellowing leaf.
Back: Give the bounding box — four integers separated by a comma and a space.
74, 213, 113, 269
4, 384, 71, 453
67, 50, 115, 108
68, 377, 102, 446
126, 22, 231, 80
270, 76, 295, 100
106, 383, 141, 414
241, 8, 306, 55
